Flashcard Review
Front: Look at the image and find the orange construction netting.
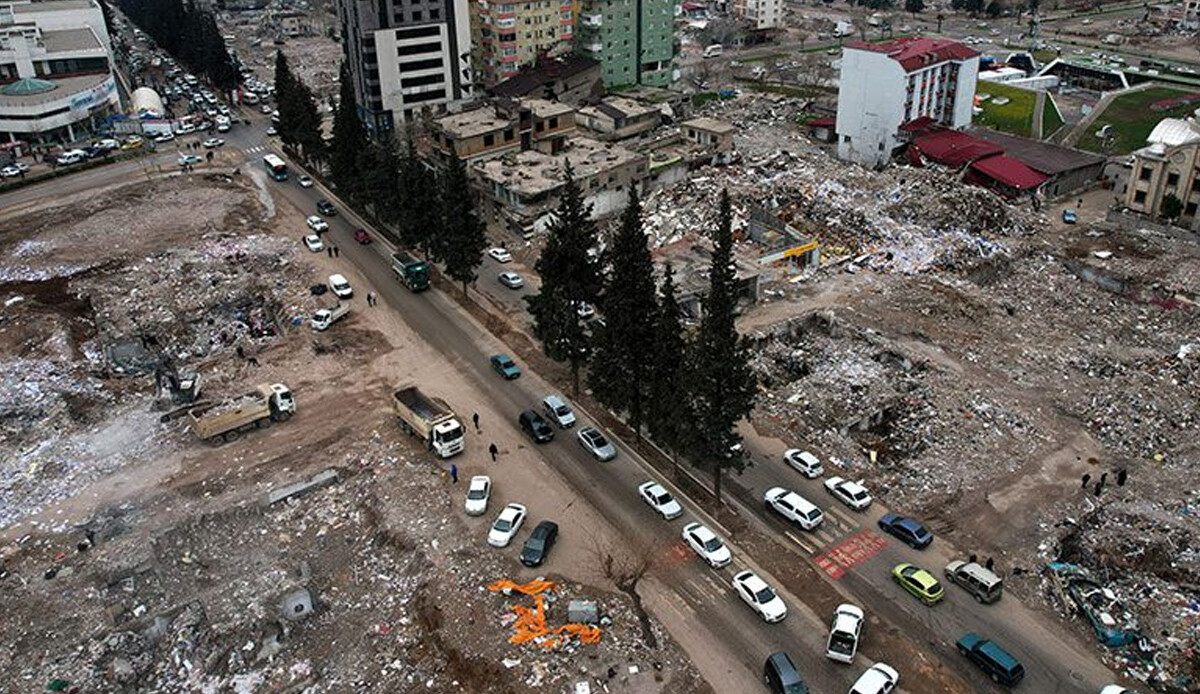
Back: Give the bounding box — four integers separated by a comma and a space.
487, 579, 602, 649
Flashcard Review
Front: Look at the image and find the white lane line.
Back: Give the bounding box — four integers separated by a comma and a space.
785, 530, 820, 554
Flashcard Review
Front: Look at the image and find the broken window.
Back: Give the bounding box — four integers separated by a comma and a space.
1167, 172, 1180, 187
1133, 190, 1147, 204
1139, 167, 1152, 181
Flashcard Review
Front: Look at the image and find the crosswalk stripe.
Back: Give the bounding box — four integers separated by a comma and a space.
785, 530, 819, 554
825, 504, 860, 527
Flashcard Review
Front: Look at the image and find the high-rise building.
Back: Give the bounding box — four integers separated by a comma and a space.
576, 0, 676, 89
836, 37, 979, 167
336, 0, 475, 132
733, 0, 782, 31
471, 0, 574, 87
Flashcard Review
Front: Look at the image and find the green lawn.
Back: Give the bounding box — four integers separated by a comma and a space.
1042, 95, 1065, 138
974, 82, 1038, 138
1077, 86, 1200, 155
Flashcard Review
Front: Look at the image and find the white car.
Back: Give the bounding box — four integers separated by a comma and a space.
638, 481, 682, 520
498, 271, 523, 289
202, 138, 224, 148
1098, 687, 1139, 694
260, 104, 274, 114
541, 394, 575, 428
824, 477, 873, 511
465, 475, 491, 516
488, 247, 513, 263
764, 486, 824, 530
297, 174, 314, 188
825, 603, 864, 664
266, 126, 278, 136
154, 131, 176, 142
575, 302, 596, 319
177, 154, 203, 166
303, 234, 324, 252
682, 522, 731, 568
848, 663, 899, 694
0, 165, 21, 178
732, 570, 787, 623
577, 427, 616, 462
328, 273, 353, 299
216, 122, 231, 133
306, 215, 329, 233
487, 503, 527, 547
783, 449, 823, 478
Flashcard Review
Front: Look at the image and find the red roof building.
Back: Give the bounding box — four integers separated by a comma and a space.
966, 154, 1048, 196
912, 130, 1003, 168
843, 37, 980, 73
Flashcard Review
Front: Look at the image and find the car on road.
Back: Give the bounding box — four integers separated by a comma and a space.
202, 137, 224, 148
155, 131, 176, 142
487, 503, 527, 547
122, 135, 144, 149
541, 394, 575, 428
303, 234, 324, 252
848, 663, 899, 694
682, 522, 731, 568
763, 487, 824, 530
1099, 687, 1140, 694
316, 199, 337, 216
783, 449, 823, 478
498, 271, 523, 289
732, 570, 787, 623
353, 228, 371, 244
488, 247, 512, 263
489, 353, 520, 379
518, 409, 554, 444
266, 126, 277, 136
575, 301, 595, 319
891, 563, 944, 606
824, 476, 872, 511
0, 165, 21, 178
177, 154, 203, 167
306, 215, 329, 232
297, 174, 314, 188
465, 475, 490, 516
956, 633, 1024, 686
944, 559, 1004, 604
763, 652, 809, 694
638, 481, 682, 520
1062, 208, 1078, 224
216, 122, 231, 133
520, 520, 558, 567
260, 104, 274, 114
825, 603, 864, 664
328, 273, 353, 299
877, 513, 932, 549
577, 427, 616, 461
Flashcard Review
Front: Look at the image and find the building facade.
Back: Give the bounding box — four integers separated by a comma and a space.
335, 0, 474, 133
0, 0, 118, 144
471, 0, 573, 87
576, 0, 676, 89
836, 37, 978, 167
1124, 118, 1200, 230
732, 0, 782, 31
430, 97, 575, 163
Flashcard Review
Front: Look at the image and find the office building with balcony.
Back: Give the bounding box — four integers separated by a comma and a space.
576, 0, 676, 89
471, 0, 573, 87
335, 0, 475, 133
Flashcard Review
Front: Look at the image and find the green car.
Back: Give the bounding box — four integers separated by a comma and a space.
892, 563, 944, 605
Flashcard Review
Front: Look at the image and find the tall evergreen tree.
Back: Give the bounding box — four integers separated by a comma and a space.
397, 131, 441, 256
274, 51, 323, 163
646, 263, 687, 474
274, 51, 298, 143
680, 190, 757, 501
589, 188, 658, 440
438, 155, 489, 295
330, 62, 367, 200
360, 137, 400, 221
526, 162, 602, 394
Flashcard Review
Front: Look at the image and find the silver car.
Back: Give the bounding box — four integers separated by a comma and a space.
578, 427, 616, 461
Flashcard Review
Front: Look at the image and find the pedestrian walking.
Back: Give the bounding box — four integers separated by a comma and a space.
472, 412, 480, 432
1081, 473, 1091, 489
450, 464, 458, 483
1117, 468, 1127, 487
985, 557, 995, 572
247, 356, 259, 367
236, 345, 245, 359
969, 553, 978, 564
488, 443, 498, 462
326, 247, 333, 258
1093, 481, 1103, 497
333, 246, 340, 258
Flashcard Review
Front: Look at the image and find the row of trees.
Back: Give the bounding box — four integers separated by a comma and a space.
529, 173, 757, 500
273, 52, 324, 165
117, 0, 237, 91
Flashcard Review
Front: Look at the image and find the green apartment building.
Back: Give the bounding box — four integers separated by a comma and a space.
577, 0, 677, 88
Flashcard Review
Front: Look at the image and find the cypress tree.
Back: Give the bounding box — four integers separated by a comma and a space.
438, 155, 489, 295
589, 188, 657, 439
646, 263, 687, 473
274, 51, 297, 145
397, 130, 440, 257
330, 62, 367, 200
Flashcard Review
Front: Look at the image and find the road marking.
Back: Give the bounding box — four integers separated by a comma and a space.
785, 530, 819, 554
813, 529, 889, 579
824, 504, 860, 527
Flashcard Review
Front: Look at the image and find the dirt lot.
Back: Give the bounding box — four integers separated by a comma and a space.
0, 173, 706, 693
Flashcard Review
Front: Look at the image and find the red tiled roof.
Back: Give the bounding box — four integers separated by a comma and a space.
807, 116, 835, 127
844, 36, 979, 72
969, 154, 1048, 190
913, 130, 1002, 168
899, 115, 936, 132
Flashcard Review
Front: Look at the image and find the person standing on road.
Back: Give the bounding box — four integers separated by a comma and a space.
488, 443, 498, 462
333, 246, 340, 258
1117, 468, 1128, 486
326, 247, 333, 258
450, 464, 458, 483
472, 412, 480, 432
1081, 472, 1091, 489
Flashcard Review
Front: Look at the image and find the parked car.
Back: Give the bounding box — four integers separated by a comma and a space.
303, 234, 324, 252
177, 154, 203, 167
520, 520, 558, 567
465, 475, 490, 516
763, 652, 809, 694
488, 247, 513, 263
825, 603, 864, 664
682, 522, 731, 568
0, 165, 21, 178
764, 487, 824, 530
316, 199, 337, 216
490, 354, 520, 379
297, 174, 314, 188
541, 394, 575, 428
518, 409, 554, 444
266, 126, 278, 136
877, 513, 933, 549
498, 271, 524, 289
353, 228, 371, 244
575, 301, 595, 319
306, 215, 329, 232
202, 137, 224, 148
155, 131, 175, 142
848, 663, 900, 694
891, 563, 944, 606
956, 633, 1024, 686
783, 449, 823, 478
577, 427, 616, 461
944, 559, 1004, 603
328, 273, 353, 299
1098, 686, 1140, 694
732, 570, 787, 623
487, 503, 527, 547
638, 481, 682, 520
824, 477, 872, 510
1062, 208, 1078, 224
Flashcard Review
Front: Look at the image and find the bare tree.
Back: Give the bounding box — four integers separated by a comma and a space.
585, 532, 664, 648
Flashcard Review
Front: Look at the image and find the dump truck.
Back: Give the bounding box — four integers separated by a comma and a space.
392, 384, 464, 458
310, 303, 350, 331
188, 383, 295, 443
391, 250, 430, 292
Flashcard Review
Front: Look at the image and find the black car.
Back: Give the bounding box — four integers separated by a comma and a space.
518, 410, 554, 443
316, 199, 337, 216
520, 520, 559, 567
763, 652, 809, 694
877, 513, 933, 549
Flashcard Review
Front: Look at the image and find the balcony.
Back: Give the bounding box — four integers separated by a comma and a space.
496, 17, 516, 29
580, 13, 603, 27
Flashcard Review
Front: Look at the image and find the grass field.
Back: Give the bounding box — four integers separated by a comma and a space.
974, 82, 1038, 137
1042, 95, 1065, 138
1077, 87, 1200, 155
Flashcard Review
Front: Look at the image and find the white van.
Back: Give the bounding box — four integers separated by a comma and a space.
329, 274, 354, 299
703, 44, 723, 59
56, 149, 86, 165
764, 487, 824, 530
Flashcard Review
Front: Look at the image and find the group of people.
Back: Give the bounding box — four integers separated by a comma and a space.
1081, 468, 1128, 498
447, 412, 500, 484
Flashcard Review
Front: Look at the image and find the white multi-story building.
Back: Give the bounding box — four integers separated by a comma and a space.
733, 0, 782, 30
0, 0, 117, 144
836, 36, 979, 167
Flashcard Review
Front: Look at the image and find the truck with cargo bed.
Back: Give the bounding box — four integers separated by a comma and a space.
189, 383, 295, 443
392, 384, 464, 458
311, 303, 350, 331
392, 250, 430, 292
